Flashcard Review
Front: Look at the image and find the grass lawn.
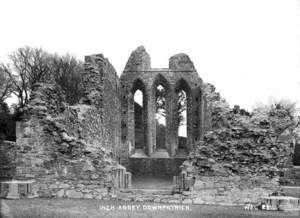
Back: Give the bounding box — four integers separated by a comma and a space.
1, 198, 300, 218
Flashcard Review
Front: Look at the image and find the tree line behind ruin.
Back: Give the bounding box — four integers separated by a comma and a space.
0, 47, 84, 140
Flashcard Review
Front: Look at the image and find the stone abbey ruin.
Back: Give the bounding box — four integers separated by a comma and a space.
1, 46, 300, 206
120, 47, 206, 178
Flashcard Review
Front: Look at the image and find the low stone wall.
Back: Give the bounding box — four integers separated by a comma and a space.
1, 165, 131, 199
281, 186, 300, 198
115, 176, 279, 205
35, 174, 280, 204
279, 166, 300, 186
191, 176, 280, 205
33, 166, 123, 199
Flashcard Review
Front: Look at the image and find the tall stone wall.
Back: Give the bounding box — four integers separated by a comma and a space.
13, 53, 122, 199
81, 54, 121, 158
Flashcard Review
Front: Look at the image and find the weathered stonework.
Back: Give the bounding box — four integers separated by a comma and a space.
10, 54, 125, 198
116, 176, 280, 205
191, 176, 280, 205
1, 46, 293, 206
120, 46, 206, 176
4, 46, 207, 198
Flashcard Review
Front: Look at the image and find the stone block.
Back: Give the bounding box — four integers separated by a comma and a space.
65, 190, 83, 199
82, 160, 96, 172
23, 127, 32, 137
95, 195, 102, 200
49, 184, 58, 189
83, 193, 94, 199
39, 190, 53, 198
39, 184, 48, 190
58, 183, 70, 189
168, 199, 181, 204
56, 189, 65, 198
91, 174, 99, 179
96, 188, 107, 194
182, 199, 193, 204
193, 197, 205, 204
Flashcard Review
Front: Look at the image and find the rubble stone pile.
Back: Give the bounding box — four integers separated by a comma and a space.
189, 83, 295, 178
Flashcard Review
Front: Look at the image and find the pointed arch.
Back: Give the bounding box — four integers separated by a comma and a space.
151, 74, 171, 152
175, 78, 191, 94
131, 78, 146, 94
130, 77, 148, 155
174, 78, 192, 156
152, 74, 171, 92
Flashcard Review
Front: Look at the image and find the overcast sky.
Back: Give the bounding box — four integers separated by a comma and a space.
0, 0, 299, 111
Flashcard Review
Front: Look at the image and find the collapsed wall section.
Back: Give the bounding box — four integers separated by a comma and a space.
12, 53, 123, 199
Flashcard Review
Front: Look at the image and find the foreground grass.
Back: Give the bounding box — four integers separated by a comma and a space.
1, 198, 300, 218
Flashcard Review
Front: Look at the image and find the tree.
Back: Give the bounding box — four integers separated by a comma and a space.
0, 102, 16, 141
51, 54, 84, 105
155, 87, 187, 126
1, 46, 84, 108
2, 47, 51, 108
176, 90, 187, 125
0, 66, 14, 103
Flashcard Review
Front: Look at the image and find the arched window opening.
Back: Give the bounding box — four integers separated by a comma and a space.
134, 89, 145, 150
155, 84, 167, 149
177, 90, 187, 150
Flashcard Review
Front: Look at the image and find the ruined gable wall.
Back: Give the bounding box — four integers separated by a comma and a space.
120, 47, 206, 176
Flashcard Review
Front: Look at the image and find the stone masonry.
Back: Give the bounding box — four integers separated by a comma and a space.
0, 46, 289, 205
9, 54, 126, 199
120, 46, 206, 176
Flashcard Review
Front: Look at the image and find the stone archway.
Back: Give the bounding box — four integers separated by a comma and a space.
152, 74, 171, 158
130, 78, 148, 158
174, 78, 192, 156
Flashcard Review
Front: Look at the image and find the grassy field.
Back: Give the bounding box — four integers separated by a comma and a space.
1, 198, 300, 218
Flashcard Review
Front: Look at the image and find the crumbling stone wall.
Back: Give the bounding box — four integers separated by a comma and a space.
1, 46, 289, 205
189, 108, 294, 178
13, 53, 122, 199
192, 176, 280, 205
